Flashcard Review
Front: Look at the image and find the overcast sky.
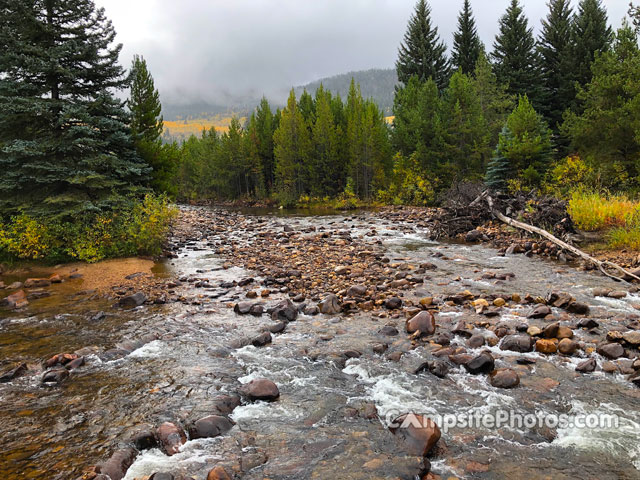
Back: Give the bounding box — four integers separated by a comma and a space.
96, 0, 631, 106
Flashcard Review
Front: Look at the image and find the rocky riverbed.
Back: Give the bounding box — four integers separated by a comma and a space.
1, 206, 640, 480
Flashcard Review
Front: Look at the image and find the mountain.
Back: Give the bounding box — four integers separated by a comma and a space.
295, 68, 397, 114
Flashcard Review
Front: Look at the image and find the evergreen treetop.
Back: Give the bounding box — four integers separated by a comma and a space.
572, 0, 614, 89
129, 54, 163, 144
396, 0, 450, 89
452, 0, 484, 75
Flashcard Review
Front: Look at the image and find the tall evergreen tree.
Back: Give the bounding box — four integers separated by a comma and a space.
452, 0, 484, 75
254, 97, 276, 192
491, 0, 543, 107
538, 0, 575, 128
312, 86, 341, 196
572, 0, 614, 90
0, 0, 148, 218
396, 0, 450, 89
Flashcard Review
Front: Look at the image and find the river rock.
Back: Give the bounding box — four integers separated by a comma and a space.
406, 311, 436, 336
558, 338, 579, 355
251, 332, 272, 347
98, 448, 137, 480
384, 297, 403, 310
239, 378, 280, 401
156, 422, 186, 456
149, 474, 174, 480
319, 294, 341, 315
490, 369, 520, 389
597, 343, 625, 359
119, 292, 147, 308
389, 413, 441, 457
464, 352, 495, 374
269, 321, 287, 334
130, 425, 157, 450
188, 415, 234, 439
608, 290, 628, 299
0, 362, 28, 382
623, 331, 640, 345
24, 278, 51, 288
379, 325, 399, 336
567, 302, 590, 315
467, 334, 485, 348
535, 339, 558, 354
577, 318, 599, 329
234, 301, 252, 315
207, 466, 233, 480
347, 285, 368, 297
548, 291, 572, 308
271, 299, 298, 322
528, 305, 551, 319
2, 290, 28, 309
593, 287, 611, 297
41, 367, 69, 385
465, 230, 484, 243
500, 335, 533, 353
211, 394, 241, 415
576, 357, 597, 373
542, 323, 560, 338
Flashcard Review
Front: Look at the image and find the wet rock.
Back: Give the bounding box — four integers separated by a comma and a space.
347, 285, 368, 297
576, 357, 597, 373
548, 291, 572, 309
188, 415, 234, 439
384, 297, 403, 310
432, 332, 451, 346
130, 425, 157, 450
500, 335, 533, 353
379, 325, 399, 336
556, 326, 574, 339
629, 372, 640, 387
452, 320, 473, 338
406, 311, 436, 336
41, 368, 69, 385
249, 303, 264, 316
119, 292, 147, 308
0, 362, 28, 382
211, 394, 241, 415
389, 413, 441, 457
577, 318, 599, 329
319, 294, 341, 315
567, 302, 590, 315
490, 369, 520, 389
1, 290, 28, 309
528, 305, 551, 319
467, 334, 485, 348
90, 311, 106, 322
234, 301, 253, 315
597, 343, 625, 359
150, 474, 174, 480
271, 299, 298, 322
372, 343, 388, 354
66, 356, 85, 370
7, 282, 22, 290
268, 322, 287, 334
603, 361, 618, 374
623, 331, 640, 345
251, 332, 272, 347
592, 287, 611, 297
24, 278, 51, 288
98, 448, 137, 480
558, 338, 579, 356
464, 352, 495, 374
156, 422, 187, 456
535, 339, 558, 354
207, 466, 232, 480
542, 323, 560, 339
465, 230, 484, 243
239, 378, 280, 401
608, 290, 628, 299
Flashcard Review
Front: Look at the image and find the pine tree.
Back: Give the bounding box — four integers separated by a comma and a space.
273, 89, 312, 204
572, 0, 614, 89
396, 0, 450, 89
311, 86, 341, 196
491, 0, 543, 108
254, 97, 276, 192
452, 0, 484, 75
538, 0, 575, 128
128, 55, 175, 194
0, 0, 148, 219
485, 126, 514, 191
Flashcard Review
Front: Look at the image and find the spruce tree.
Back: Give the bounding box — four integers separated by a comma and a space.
311, 86, 340, 196
255, 97, 276, 193
491, 0, 543, 108
572, 0, 614, 89
396, 0, 450, 89
485, 126, 514, 191
538, 0, 575, 129
452, 0, 484, 75
0, 0, 148, 219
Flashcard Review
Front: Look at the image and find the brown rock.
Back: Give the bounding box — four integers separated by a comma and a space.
406, 311, 436, 336
390, 413, 441, 457
207, 466, 232, 480
24, 278, 51, 288
156, 422, 186, 456
535, 339, 558, 354
576, 357, 597, 373
597, 343, 625, 359
98, 448, 137, 480
188, 415, 234, 439
239, 378, 280, 401
528, 305, 551, 319
558, 338, 578, 356
490, 369, 520, 389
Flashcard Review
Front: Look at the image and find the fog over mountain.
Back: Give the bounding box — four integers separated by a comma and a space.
97, 0, 629, 117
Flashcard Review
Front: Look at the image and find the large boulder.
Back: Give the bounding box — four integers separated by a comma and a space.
597, 343, 625, 359
389, 413, 441, 457
406, 311, 436, 336
463, 352, 495, 374
119, 292, 147, 308
319, 294, 341, 315
239, 378, 280, 401
500, 335, 534, 353
98, 448, 138, 480
271, 299, 298, 322
155, 422, 186, 456
188, 415, 234, 439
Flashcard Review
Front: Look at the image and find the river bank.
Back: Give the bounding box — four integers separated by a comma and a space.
2, 205, 640, 479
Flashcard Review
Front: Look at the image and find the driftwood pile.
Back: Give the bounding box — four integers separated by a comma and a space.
430, 184, 640, 284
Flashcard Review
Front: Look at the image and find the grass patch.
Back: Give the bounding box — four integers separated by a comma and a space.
567, 191, 640, 231
607, 227, 640, 250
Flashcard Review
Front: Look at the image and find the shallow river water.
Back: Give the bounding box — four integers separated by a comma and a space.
1, 208, 640, 479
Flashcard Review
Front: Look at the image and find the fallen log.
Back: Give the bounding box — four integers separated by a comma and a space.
485, 194, 640, 284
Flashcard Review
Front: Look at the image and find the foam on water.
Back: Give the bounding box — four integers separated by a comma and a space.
123, 439, 224, 479
230, 401, 304, 423
128, 340, 166, 359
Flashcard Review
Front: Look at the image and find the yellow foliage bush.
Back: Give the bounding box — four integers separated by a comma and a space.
568, 191, 640, 231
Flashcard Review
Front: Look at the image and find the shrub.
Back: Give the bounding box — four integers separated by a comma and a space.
568, 191, 640, 231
